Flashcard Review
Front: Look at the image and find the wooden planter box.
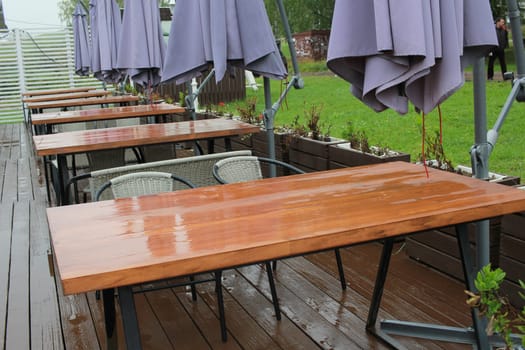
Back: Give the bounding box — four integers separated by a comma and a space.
210, 128, 290, 163
406, 169, 520, 283
328, 143, 410, 169
288, 136, 346, 172
499, 210, 525, 310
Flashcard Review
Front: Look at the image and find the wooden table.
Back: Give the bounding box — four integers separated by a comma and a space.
22, 90, 111, 103
47, 161, 525, 349
26, 95, 140, 113
31, 103, 185, 135
34, 118, 260, 205
22, 86, 99, 97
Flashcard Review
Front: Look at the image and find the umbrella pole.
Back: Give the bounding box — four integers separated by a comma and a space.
471, 58, 491, 273
185, 69, 216, 121
263, 0, 305, 176
263, 77, 277, 177
507, 0, 525, 78
472, 0, 525, 273
275, 0, 301, 82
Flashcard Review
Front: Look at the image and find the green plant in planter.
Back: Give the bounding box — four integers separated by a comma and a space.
342, 121, 391, 156
465, 264, 525, 349
178, 91, 186, 107
124, 82, 137, 95
237, 96, 261, 125
284, 104, 332, 141
164, 95, 174, 104
418, 130, 455, 171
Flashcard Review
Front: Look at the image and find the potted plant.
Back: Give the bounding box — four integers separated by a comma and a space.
465, 264, 525, 349
328, 121, 410, 169
286, 104, 346, 171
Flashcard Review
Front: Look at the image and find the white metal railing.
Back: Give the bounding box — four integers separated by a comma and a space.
0, 28, 104, 123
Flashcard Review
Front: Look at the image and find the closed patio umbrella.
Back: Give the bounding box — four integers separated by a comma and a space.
327, 0, 496, 115
90, 0, 123, 84
73, 2, 91, 76
161, 0, 287, 85
116, 0, 166, 88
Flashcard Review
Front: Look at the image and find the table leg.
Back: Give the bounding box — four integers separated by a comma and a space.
224, 137, 232, 151
207, 139, 215, 153
55, 154, 68, 206
42, 155, 52, 203
103, 288, 118, 350
118, 286, 142, 350
365, 238, 405, 348
366, 227, 494, 349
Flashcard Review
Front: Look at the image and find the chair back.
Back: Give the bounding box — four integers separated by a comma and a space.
213, 156, 305, 184
95, 171, 195, 201
213, 156, 264, 183
87, 149, 126, 171
90, 150, 252, 201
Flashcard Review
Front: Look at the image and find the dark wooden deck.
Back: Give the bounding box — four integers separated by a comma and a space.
0, 122, 473, 349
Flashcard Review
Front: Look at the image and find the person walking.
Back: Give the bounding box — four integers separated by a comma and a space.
487, 17, 509, 80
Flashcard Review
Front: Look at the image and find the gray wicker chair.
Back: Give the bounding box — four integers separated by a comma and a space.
95, 171, 194, 200
213, 156, 305, 184
213, 156, 347, 290
95, 171, 229, 342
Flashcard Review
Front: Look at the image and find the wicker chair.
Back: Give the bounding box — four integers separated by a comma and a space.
95, 171, 194, 200
213, 156, 347, 290
95, 171, 229, 342
213, 156, 305, 184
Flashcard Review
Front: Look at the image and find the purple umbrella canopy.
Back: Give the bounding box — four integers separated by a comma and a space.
73, 2, 91, 76
162, 0, 287, 85
90, 0, 123, 84
327, 0, 497, 115
116, 0, 166, 87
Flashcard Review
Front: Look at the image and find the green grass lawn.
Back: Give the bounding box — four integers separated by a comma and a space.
225, 71, 525, 179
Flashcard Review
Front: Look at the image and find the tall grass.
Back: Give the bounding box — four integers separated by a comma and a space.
227, 73, 525, 179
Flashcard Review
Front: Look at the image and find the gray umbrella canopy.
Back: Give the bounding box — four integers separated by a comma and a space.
90, 0, 123, 84
327, 0, 497, 114
162, 0, 287, 85
116, 0, 166, 87
73, 2, 91, 76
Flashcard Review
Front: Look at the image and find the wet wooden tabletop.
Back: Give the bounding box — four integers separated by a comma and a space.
31, 103, 185, 125
47, 161, 525, 295
22, 90, 111, 103
33, 118, 260, 156
26, 95, 140, 110
22, 86, 99, 97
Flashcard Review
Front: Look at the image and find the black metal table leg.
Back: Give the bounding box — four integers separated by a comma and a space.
103, 288, 118, 350
366, 227, 494, 350
207, 139, 215, 153
55, 154, 68, 205
43, 155, 52, 203
224, 137, 232, 151
118, 286, 142, 350
365, 238, 405, 348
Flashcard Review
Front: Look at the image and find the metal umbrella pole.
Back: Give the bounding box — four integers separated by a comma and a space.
185, 69, 216, 155
471, 0, 525, 272
468, 2, 525, 346
263, 0, 304, 177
